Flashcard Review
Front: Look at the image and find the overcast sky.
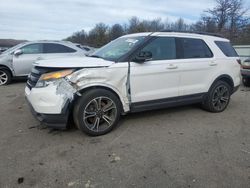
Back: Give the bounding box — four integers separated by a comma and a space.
0, 0, 249, 40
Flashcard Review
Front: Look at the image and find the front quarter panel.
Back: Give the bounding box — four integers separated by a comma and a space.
0, 54, 14, 74
68, 63, 130, 112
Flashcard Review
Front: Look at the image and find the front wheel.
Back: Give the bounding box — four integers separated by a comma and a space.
202, 81, 231, 113
0, 69, 11, 86
73, 89, 122, 136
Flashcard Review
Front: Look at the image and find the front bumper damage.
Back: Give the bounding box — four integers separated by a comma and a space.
25, 79, 78, 129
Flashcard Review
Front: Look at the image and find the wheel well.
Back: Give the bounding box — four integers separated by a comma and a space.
74, 86, 124, 111
212, 75, 234, 92
0, 65, 13, 77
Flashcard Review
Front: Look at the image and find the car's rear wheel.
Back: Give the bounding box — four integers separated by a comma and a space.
0, 69, 11, 86
202, 81, 231, 112
242, 77, 250, 87
73, 89, 122, 136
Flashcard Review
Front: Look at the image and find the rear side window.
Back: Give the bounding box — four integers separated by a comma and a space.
43, 43, 76, 53
141, 37, 176, 61
176, 38, 213, 59
215, 41, 238, 57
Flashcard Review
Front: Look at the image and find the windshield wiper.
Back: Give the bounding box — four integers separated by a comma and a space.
89, 55, 102, 58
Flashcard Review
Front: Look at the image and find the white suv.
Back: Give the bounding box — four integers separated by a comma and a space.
25, 32, 241, 136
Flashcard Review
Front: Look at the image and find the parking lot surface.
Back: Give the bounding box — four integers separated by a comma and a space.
0, 81, 250, 188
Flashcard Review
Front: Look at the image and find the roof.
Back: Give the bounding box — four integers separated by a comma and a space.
122, 31, 228, 41
25, 40, 73, 43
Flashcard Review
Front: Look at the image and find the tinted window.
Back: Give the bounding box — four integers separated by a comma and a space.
176, 38, 213, 59
21, 44, 43, 54
141, 37, 176, 61
43, 43, 76, 53
215, 41, 238, 57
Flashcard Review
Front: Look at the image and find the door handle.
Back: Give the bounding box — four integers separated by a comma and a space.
166, 64, 178, 69
36, 57, 43, 60
209, 61, 217, 66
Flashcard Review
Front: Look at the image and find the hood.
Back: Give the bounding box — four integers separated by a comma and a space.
33, 56, 115, 68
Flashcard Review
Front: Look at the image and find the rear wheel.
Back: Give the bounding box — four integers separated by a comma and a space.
73, 89, 122, 136
202, 81, 231, 112
242, 77, 250, 87
0, 69, 11, 86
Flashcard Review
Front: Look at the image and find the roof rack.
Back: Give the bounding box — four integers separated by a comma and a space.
160, 30, 224, 38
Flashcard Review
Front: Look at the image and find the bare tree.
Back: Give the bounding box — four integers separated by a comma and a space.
87, 23, 109, 47
109, 24, 124, 41
207, 0, 232, 32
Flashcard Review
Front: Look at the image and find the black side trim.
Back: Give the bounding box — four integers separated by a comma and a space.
130, 93, 205, 113
233, 85, 240, 93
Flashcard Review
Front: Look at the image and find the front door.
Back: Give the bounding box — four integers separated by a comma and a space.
130, 37, 180, 104
12, 43, 43, 76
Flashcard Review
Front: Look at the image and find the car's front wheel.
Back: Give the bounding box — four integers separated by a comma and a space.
242, 77, 250, 87
202, 81, 232, 112
0, 69, 11, 86
73, 89, 122, 136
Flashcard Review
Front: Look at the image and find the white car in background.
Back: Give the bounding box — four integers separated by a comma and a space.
0, 41, 87, 85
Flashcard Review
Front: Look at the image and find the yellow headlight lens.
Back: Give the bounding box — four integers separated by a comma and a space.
40, 69, 74, 81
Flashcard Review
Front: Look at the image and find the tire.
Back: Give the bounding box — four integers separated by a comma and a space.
73, 89, 122, 136
242, 77, 250, 87
202, 81, 232, 113
0, 68, 11, 86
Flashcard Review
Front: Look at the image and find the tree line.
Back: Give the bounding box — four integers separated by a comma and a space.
65, 0, 250, 47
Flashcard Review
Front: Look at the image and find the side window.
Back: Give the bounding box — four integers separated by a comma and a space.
43, 43, 76, 53
176, 38, 213, 59
140, 37, 176, 61
215, 41, 238, 57
21, 44, 43, 54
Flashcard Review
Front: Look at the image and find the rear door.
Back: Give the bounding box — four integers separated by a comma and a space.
176, 37, 216, 96
12, 43, 43, 76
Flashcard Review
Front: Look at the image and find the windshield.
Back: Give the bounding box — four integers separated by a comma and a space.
91, 36, 146, 61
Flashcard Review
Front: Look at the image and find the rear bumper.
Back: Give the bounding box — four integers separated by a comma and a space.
241, 69, 250, 78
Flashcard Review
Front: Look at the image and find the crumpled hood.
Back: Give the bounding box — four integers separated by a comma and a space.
33, 56, 115, 68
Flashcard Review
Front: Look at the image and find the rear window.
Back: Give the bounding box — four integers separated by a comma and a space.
215, 41, 238, 57
43, 43, 76, 53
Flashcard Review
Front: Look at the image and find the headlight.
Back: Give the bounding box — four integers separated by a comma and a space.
35, 69, 74, 88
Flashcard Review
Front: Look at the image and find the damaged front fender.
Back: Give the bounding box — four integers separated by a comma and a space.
67, 65, 130, 112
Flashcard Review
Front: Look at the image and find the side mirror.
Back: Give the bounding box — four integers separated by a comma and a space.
134, 51, 152, 63
14, 49, 23, 56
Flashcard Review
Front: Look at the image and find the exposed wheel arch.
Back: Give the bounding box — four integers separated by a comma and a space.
210, 74, 234, 93
74, 85, 127, 113
0, 65, 13, 77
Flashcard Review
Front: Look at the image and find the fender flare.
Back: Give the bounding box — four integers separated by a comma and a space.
75, 83, 130, 113
209, 74, 234, 92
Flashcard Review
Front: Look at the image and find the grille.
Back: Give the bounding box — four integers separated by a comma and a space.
26, 66, 63, 89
